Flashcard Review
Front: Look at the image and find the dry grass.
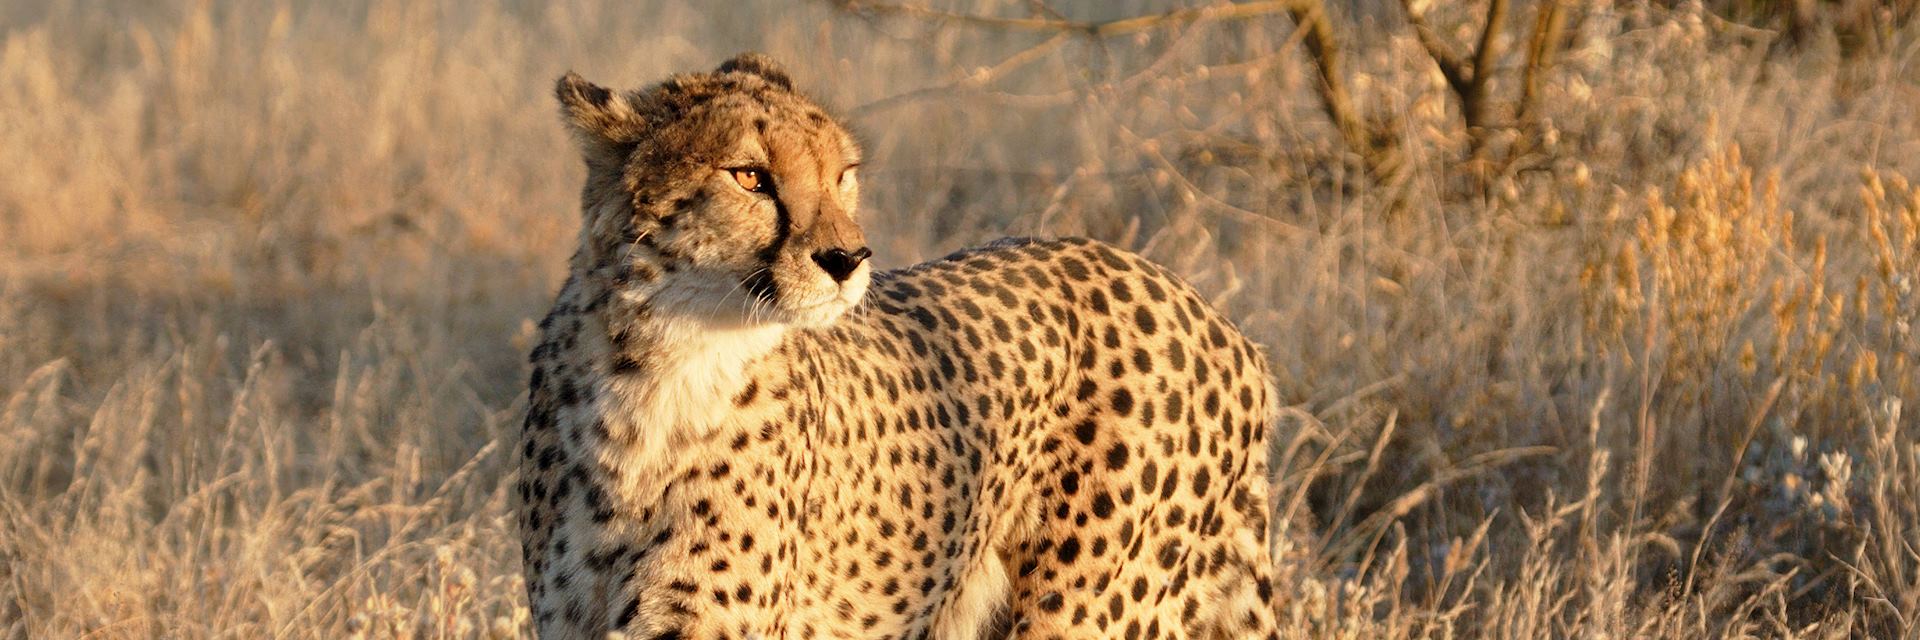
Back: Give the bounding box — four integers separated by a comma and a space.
2, 1, 1917, 637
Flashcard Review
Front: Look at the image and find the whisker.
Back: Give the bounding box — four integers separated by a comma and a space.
704, 266, 767, 321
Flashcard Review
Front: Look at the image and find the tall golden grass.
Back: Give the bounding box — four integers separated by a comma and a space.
1, 1, 1916, 637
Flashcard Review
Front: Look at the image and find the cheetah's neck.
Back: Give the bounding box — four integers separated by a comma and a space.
587, 293, 794, 503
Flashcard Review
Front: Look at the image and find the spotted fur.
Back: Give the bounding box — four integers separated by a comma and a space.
518, 53, 1281, 640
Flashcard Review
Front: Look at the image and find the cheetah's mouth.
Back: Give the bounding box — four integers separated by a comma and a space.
779, 288, 866, 327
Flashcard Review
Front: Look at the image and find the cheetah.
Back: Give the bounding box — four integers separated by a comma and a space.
517, 53, 1281, 640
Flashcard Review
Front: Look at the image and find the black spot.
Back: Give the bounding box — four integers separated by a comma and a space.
1105, 443, 1130, 470
669, 194, 702, 213
1055, 537, 1082, 563
1073, 420, 1098, 445
1157, 540, 1181, 568
1075, 379, 1099, 401
908, 307, 940, 329
957, 298, 984, 320
1060, 257, 1090, 281
1134, 307, 1158, 334
614, 598, 640, 628
587, 485, 615, 522
611, 355, 641, 374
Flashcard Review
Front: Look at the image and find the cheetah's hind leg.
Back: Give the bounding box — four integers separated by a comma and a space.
1205, 553, 1279, 640
1201, 475, 1281, 640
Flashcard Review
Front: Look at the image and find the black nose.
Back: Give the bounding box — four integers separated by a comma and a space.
812, 247, 871, 283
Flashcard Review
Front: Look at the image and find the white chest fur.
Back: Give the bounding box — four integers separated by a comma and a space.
587, 318, 788, 502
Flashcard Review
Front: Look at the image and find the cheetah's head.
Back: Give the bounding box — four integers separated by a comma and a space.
557, 53, 867, 329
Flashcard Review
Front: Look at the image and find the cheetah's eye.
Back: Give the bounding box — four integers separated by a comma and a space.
729, 168, 771, 194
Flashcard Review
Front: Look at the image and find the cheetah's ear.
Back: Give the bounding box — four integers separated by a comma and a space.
714, 52, 793, 91
555, 71, 647, 165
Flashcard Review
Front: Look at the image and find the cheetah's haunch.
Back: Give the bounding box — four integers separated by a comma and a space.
518, 53, 1281, 640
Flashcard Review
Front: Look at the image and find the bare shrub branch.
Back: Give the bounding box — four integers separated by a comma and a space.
830, 0, 1413, 184
1285, 0, 1396, 179
1401, 0, 1472, 100
1401, 0, 1509, 136
1518, 0, 1568, 122
1467, 0, 1509, 130
828, 0, 1298, 38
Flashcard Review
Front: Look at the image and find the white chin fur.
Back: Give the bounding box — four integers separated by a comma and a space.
780, 297, 853, 327
642, 264, 868, 329
773, 265, 870, 328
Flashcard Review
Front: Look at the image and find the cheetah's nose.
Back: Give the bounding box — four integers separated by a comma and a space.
812, 247, 871, 283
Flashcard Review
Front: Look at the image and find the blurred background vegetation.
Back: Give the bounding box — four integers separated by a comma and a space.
1, 0, 1917, 637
